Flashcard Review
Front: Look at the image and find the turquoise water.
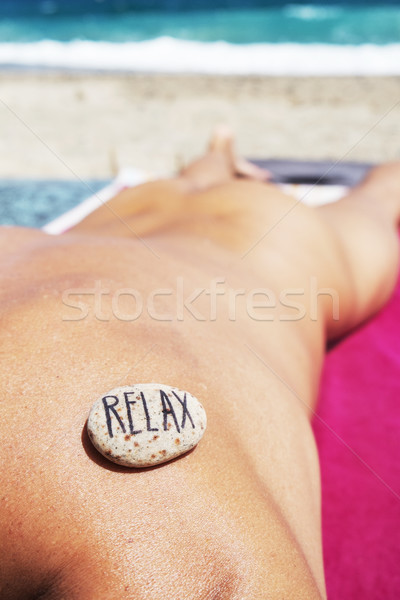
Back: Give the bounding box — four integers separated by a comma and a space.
0, 180, 109, 227
0, 5, 400, 45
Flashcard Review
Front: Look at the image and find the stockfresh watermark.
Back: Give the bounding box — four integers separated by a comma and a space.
61, 277, 339, 323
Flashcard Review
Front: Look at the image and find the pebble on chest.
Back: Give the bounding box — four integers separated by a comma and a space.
87, 384, 207, 467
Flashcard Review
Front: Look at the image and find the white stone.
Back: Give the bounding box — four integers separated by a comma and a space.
87, 383, 207, 468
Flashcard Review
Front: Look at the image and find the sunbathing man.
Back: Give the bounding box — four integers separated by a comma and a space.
1, 128, 399, 599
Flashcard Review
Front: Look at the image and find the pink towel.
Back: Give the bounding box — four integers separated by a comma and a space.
313, 254, 400, 598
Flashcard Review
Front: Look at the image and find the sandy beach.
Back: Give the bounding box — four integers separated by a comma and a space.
0, 71, 399, 179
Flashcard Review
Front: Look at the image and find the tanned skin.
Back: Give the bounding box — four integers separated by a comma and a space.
1, 129, 399, 599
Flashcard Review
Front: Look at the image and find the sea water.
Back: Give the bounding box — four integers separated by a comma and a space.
0, 1, 399, 74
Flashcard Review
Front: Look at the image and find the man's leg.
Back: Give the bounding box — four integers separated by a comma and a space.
69, 127, 270, 238
71, 131, 400, 345
317, 163, 400, 337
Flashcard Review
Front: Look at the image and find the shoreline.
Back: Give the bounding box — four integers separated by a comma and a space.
0, 71, 399, 178
2, 39, 400, 76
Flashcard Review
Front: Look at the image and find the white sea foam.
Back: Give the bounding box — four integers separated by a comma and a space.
0, 37, 400, 75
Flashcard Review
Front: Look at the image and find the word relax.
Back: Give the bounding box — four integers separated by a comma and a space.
102, 390, 195, 439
